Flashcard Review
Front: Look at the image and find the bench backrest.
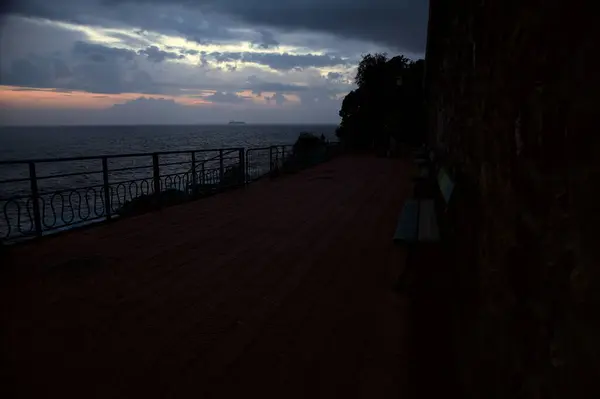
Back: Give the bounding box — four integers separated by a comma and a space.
437, 168, 455, 204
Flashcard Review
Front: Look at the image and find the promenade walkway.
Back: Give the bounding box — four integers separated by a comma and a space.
1, 156, 415, 398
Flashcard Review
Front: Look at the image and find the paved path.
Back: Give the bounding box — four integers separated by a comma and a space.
1, 156, 414, 399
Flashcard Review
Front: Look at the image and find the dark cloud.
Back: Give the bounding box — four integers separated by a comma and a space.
216, 0, 428, 53
72, 41, 136, 61
252, 29, 279, 49
102, 97, 203, 124
0, 14, 88, 61
209, 51, 349, 70
204, 91, 246, 103
126, 69, 157, 93
243, 52, 349, 70
0, 41, 163, 94
1, 1, 428, 53
2, 1, 246, 47
54, 59, 74, 79
69, 60, 123, 93
69, 42, 160, 93
199, 52, 210, 68
137, 45, 185, 62
6, 58, 51, 87
209, 52, 243, 63
109, 1, 428, 52
89, 54, 105, 62
8, 86, 51, 91
296, 86, 341, 106
109, 97, 180, 111
70, 66, 158, 94
0, 56, 69, 88
106, 32, 152, 48
264, 92, 286, 105
327, 72, 342, 80
244, 76, 308, 95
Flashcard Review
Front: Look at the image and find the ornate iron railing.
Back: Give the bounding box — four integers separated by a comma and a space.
0, 148, 247, 242
246, 145, 292, 182
0, 142, 338, 243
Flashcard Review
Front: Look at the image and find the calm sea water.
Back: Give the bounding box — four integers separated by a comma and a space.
0, 124, 337, 161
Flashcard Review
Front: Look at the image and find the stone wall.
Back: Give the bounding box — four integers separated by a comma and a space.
425, 1, 600, 397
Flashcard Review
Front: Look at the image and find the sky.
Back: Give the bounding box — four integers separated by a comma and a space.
0, 0, 429, 125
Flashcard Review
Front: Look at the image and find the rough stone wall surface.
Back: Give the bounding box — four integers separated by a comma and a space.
426, 1, 599, 397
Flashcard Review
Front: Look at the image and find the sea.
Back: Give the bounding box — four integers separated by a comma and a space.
0, 124, 338, 161
0, 124, 338, 240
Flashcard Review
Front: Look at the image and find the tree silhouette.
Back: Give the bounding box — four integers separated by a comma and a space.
355, 53, 390, 88
337, 53, 426, 151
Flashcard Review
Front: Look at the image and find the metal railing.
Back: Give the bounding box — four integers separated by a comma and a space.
0, 148, 246, 242
246, 145, 292, 182
0, 142, 338, 243
188, 148, 245, 190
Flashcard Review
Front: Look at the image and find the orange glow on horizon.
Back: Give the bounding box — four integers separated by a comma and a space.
0, 86, 304, 112
0, 86, 211, 109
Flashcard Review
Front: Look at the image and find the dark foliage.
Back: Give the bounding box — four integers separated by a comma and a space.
118, 189, 189, 217
336, 53, 426, 150
0, 238, 6, 258
118, 165, 245, 217
278, 132, 330, 174
293, 132, 327, 156
222, 164, 245, 187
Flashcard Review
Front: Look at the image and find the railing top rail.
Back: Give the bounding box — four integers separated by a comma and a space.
247, 145, 292, 152
0, 147, 247, 165
199, 149, 240, 164
0, 142, 340, 165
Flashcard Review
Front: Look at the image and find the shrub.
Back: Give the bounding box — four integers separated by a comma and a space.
117, 189, 189, 217
221, 164, 244, 187
277, 132, 329, 174
293, 132, 326, 156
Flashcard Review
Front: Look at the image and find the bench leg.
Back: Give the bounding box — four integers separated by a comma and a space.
393, 245, 417, 292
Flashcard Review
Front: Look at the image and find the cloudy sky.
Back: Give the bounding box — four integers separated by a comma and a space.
0, 0, 428, 125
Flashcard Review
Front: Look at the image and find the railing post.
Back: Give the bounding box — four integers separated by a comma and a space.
219, 149, 224, 187
28, 162, 42, 237
238, 148, 245, 185
269, 146, 274, 173
245, 150, 251, 182
201, 162, 205, 186
191, 152, 197, 195
152, 153, 161, 206
102, 157, 111, 221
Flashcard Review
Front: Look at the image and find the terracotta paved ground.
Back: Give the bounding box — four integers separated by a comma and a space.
1, 156, 414, 399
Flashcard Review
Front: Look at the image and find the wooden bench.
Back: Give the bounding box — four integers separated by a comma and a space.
392, 166, 455, 291
393, 167, 455, 244
412, 150, 436, 182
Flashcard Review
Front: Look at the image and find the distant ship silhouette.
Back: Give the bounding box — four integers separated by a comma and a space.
228, 120, 246, 125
